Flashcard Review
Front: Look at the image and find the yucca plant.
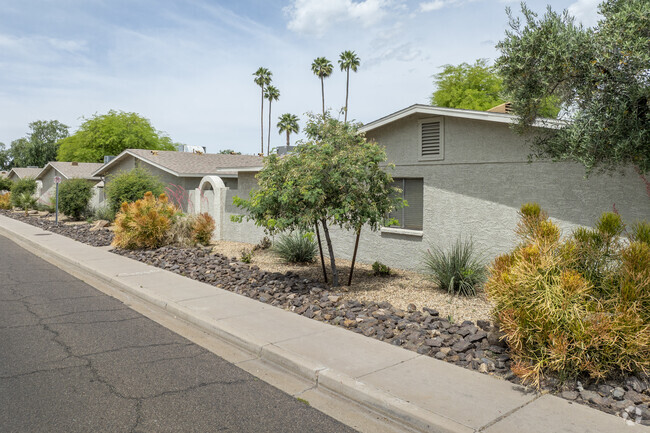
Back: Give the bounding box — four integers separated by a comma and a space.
423, 237, 487, 296
273, 231, 318, 263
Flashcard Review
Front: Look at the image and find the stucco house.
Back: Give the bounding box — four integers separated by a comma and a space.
36, 161, 104, 207
92, 149, 263, 212
216, 105, 649, 271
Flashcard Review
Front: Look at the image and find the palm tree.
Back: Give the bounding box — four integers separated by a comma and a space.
277, 113, 300, 147
264, 85, 280, 155
338, 51, 360, 123
311, 57, 333, 116
253, 67, 272, 155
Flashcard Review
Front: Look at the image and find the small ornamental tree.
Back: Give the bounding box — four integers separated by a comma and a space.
233, 113, 405, 287
58, 178, 94, 220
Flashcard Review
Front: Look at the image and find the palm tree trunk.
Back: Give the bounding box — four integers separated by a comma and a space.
315, 223, 328, 284
347, 227, 361, 286
267, 100, 272, 155
286, 131, 290, 147
344, 68, 350, 123
320, 77, 325, 116
260, 87, 265, 155
320, 218, 338, 287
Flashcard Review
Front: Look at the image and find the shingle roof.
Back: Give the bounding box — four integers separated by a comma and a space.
37, 162, 104, 180
7, 167, 42, 180
94, 149, 264, 177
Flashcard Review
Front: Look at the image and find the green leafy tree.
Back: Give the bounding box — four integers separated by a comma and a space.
338, 50, 361, 123
58, 178, 93, 220
104, 167, 166, 213
253, 67, 273, 155
217, 149, 242, 155
233, 113, 405, 287
496, 1, 650, 174
0, 176, 13, 192
5, 120, 69, 168
57, 110, 175, 163
0, 142, 11, 170
311, 57, 333, 116
264, 85, 280, 155
277, 114, 300, 147
431, 59, 506, 111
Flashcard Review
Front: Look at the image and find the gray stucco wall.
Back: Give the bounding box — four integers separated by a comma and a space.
223, 172, 267, 244
218, 114, 649, 271
38, 168, 59, 205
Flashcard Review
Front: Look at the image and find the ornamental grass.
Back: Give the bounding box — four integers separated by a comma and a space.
0, 192, 11, 210
485, 204, 650, 388
112, 192, 180, 249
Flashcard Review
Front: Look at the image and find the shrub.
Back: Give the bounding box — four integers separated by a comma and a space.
112, 192, 180, 249
372, 261, 391, 276
423, 238, 487, 296
0, 192, 11, 210
105, 168, 165, 213
10, 178, 37, 208
240, 249, 253, 263
94, 205, 115, 222
485, 204, 650, 387
58, 178, 93, 220
16, 192, 36, 215
192, 213, 215, 246
273, 232, 318, 263
165, 214, 195, 247
0, 177, 13, 192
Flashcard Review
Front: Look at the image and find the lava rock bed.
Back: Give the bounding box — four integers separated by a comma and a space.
112, 246, 650, 424
0, 210, 114, 247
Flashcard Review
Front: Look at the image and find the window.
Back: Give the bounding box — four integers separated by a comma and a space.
223, 178, 238, 190
388, 178, 423, 230
419, 118, 444, 161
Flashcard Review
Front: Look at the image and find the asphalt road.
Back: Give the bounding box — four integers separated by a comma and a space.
0, 235, 356, 433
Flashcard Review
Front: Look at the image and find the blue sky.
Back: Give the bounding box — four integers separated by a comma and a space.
0, 0, 600, 155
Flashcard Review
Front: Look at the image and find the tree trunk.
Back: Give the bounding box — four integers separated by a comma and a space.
315, 222, 328, 284
321, 77, 325, 116
320, 218, 339, 287
347, 227, 361, 286
344, 68, 350, 123
267, 100, 272, 155
286, 130, 290, 147
260, 87, 265, 155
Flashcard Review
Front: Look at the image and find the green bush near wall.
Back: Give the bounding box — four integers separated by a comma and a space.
105, 167, 165, 213
58, 178, 94, 220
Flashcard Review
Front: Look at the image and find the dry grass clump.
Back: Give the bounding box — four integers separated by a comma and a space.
0, 192, 11, 210
486, 203, 650, 388
192, 213, 215, 246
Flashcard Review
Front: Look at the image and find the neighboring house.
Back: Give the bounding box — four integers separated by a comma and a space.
6, 167, 42, 182
92, 149, 263, 214
218, 105, 649, 270
36, 161, 104, 208
5, 167, 43, 197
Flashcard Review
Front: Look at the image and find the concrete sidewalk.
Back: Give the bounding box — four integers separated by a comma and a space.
0, 215, 643, 433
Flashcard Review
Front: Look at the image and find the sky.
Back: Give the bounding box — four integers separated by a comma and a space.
0, 0, 602, 155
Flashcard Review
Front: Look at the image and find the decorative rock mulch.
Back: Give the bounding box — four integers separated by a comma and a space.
113, 246, 650, 425
0, 210, 114, 247
1, 210, 648, 424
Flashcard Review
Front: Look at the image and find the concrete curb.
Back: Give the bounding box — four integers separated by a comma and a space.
0, 219, 468, 433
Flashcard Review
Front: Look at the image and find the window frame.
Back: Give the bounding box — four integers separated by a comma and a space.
385, 177, 424, 232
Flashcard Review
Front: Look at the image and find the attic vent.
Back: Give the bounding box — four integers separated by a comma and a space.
71, 161, 78, 166
420, 120, 443, 160
151, 150, 159, 156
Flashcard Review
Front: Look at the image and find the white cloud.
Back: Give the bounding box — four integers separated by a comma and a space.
285, 0, 391, 36
568, 0, 601, 27
419, 1, 447, 12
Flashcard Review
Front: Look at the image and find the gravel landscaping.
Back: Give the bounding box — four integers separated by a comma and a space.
2, 209, 649, 424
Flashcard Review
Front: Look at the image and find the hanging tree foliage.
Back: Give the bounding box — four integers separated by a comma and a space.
233, 113, 405, 287
496, 0, 650, 175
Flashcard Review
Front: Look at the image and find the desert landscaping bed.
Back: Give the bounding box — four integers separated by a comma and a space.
2, 209, 649, 424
